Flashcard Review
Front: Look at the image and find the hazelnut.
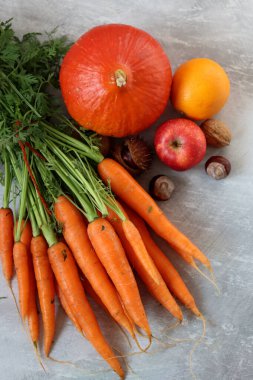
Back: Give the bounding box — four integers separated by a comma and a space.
112, 137, 152, 175
200, 119, 232, 147
149, 175, 175, 201
205, 156, 231, 180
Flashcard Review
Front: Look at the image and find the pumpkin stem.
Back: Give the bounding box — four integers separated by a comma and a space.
115, 69, 127, 87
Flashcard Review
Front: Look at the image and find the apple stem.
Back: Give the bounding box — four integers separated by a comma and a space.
170, 140, 182, 149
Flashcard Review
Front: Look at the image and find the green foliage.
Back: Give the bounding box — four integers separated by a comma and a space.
0, 19, 71, 145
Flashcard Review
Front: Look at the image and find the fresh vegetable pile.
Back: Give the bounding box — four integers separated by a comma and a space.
0, 20, 231, 378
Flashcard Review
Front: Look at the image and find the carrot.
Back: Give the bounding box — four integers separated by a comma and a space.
12, 158, 30, 321
106, 205, 183, 321
81, 275, 135, 349
121, 219, 160, 285
19, 220, 39, 346
0, 153, 14, 283
124, 205, 201, 316
98, 158, 211, 269
54, 195, 134, 337
48, 241, 124, 378
84, 273, 137, 337
31, 235, 55, 357
81, 275, 109, 314
13, 241, 30, 319
87, 218, 151, 337
57, 284, 81, 333
27, 261, 39, 345
81, 274, 135, 331
0, 208, 14, 282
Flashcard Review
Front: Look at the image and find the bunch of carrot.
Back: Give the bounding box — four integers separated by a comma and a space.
0, 22, 215, 377
0, 117, 213, 378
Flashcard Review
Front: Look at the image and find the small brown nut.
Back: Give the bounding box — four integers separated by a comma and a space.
149, 175, 175, 201
200, 119, 232, 147
205, 156, 231, 180
112, 137, 152, 175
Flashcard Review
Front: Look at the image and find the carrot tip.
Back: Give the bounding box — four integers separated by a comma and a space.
161, 320, 181, 336
32, 339, 46, 373
191, 305, 201, 317
189, 313, 206, 380
133, 330, 152, 352
192, 261, 220, 294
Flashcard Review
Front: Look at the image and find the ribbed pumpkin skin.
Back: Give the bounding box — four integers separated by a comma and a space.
60, 24, 172, 137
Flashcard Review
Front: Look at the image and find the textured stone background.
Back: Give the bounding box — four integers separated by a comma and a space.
0, 1, 253, 379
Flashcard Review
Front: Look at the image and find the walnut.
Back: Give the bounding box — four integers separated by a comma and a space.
200, 119, 232, 147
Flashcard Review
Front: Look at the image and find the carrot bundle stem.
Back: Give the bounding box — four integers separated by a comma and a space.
14, 153, 29, 243
35, 150, 97, 222
3, 151, 12, 209
42, 120, 103, 163
45, 140, 107, 218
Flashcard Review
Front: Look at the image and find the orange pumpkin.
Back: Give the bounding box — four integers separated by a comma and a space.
60, 24, 172, 137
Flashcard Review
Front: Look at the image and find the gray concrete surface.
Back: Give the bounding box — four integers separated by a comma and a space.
0, 1, 253, 379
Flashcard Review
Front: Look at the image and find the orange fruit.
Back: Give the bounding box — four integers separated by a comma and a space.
171, 58, 230, 120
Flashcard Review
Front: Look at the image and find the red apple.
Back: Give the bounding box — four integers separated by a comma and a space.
154, 118, 206, 171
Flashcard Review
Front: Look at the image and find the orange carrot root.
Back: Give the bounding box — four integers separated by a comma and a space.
54, 195, 135, 338
48, 241, 124, 378
88, 218, 151, 338
0, 208, 14, 282
31, 235, 55, 357
123, 204, 201, 316
106, 205, 183, 321
13, 241, 30, 320
58, 284, 82, 333
122, 219, 160, 285
19, 221, 40, 347
98, 158, 211, 270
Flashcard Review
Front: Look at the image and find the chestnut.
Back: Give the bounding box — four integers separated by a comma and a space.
205, 156, 231, 180
149, 175, 175, 201
112, 137, 152, 175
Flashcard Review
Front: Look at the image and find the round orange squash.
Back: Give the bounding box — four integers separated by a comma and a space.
60, 24, 172, 137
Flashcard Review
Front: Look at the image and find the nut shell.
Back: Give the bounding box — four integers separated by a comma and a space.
200, 119, 232, 147
112, 137, 152, 175
149, 175, 175, 201
205, 155, 231, 180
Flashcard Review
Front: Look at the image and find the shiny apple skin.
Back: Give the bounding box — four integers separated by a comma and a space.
154, 118, 206, 171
